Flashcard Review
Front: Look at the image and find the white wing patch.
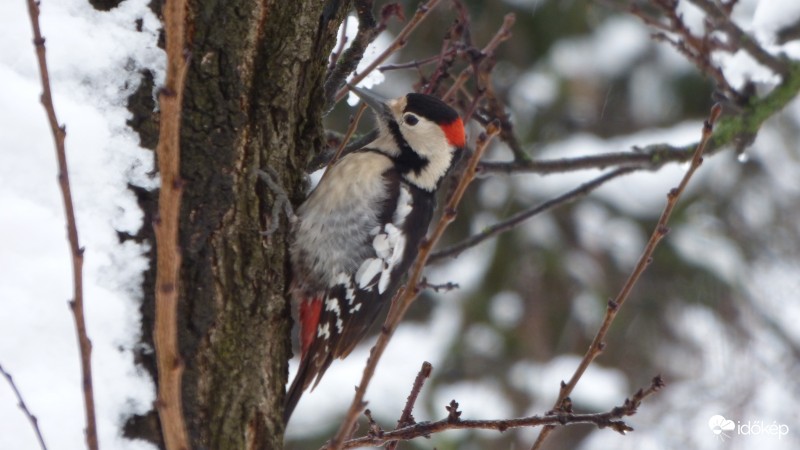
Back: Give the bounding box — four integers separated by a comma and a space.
325, 297, 344, 333
327, 272, 362, 315
378, 224, 406, 293
354, 185, 413, 294
393, 185, 413, 225
355, 258, 383, 289
317, 322, 331, 340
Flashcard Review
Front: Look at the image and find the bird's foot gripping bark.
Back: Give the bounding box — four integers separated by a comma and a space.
257, 167, 298, 235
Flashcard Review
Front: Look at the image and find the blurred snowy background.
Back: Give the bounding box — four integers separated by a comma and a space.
2, 0, 800, 449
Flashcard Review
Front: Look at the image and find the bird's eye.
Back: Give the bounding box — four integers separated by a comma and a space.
404, 114, 419, 126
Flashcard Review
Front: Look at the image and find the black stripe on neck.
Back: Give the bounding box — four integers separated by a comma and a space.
387, 120, 429, 175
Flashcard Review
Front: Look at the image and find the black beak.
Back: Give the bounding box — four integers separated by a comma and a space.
348, 85, 393, 122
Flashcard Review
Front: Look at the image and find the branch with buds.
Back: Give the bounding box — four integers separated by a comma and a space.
0, 365, 48, 450
306, 0, 800, 448
151, 0, 191, 447
332, 362, 665, 449
23, 2, 97, 449
529, 103, 722, 450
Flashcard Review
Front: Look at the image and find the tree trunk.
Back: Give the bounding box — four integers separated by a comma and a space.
125, 0, 350, 448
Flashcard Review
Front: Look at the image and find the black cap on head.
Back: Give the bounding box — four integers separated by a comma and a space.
404, 93, 460, 124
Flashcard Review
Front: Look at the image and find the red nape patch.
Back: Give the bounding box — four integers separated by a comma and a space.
442, 118, 466, 148
299, 298, 322, 357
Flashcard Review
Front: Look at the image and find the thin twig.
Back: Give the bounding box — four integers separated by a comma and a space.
420, 0, 469, 95
320, 102, 368, 183
480, 92, 528, 161
328, 15, 350, 73
386, 362, 433, 450
627, 1, 742, 101
152, 0, 191, 447
777, 19, 800, 45
334, 0, 443, 103
478, 56, 800, 174
24, 2, 97, 449
338, 376, 664, 448
0, 364, 49, 450
364, 409, 384, 437
442, 13, 515, 102
378, 50, 456, 72
529, 104, 722, 450
326, 121, 502, 450
429, 167, 636, 262
324, 1, 382, 110
476, 144, 695, 175
418, 278, 459, 292
687, 0, 789, 77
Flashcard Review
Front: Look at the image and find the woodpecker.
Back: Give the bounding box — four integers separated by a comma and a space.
284, 88, 466, 422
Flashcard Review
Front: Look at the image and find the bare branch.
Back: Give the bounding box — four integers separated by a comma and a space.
777, 19, 800, 45
23, 2, 97, 449
442, 13, 515, 102
378, 50, 456, 72
324, 1, 383, 111
327, 121, 502, 450
334, 0, 443, 103
152, 0, 191, 447
687, 0, 790, 77
477, 143, 694, 175
420, 0, 468, 95
626, 0, 742, 100
529, 104, 722, 450
418, 278, 459, 293
327, 15, 350, 73
338, 376, 665, 448
320, 102, 368, 183
480, 53, 800, 176
429, 167, 635, 262
386, 362, 433, 450
0, 364, 49, 450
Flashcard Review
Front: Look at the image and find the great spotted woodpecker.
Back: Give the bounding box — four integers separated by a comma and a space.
284, 88, 466, 422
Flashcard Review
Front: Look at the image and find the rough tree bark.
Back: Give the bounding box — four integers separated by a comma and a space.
124, 0, 351, 448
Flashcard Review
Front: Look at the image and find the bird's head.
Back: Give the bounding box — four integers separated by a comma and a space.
350, 87, 466, 191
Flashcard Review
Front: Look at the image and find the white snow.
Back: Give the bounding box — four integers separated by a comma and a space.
0, 1, 160, 449
2, 0, 800, 449
335, 14, 396, 106
550, 16, 651, 79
